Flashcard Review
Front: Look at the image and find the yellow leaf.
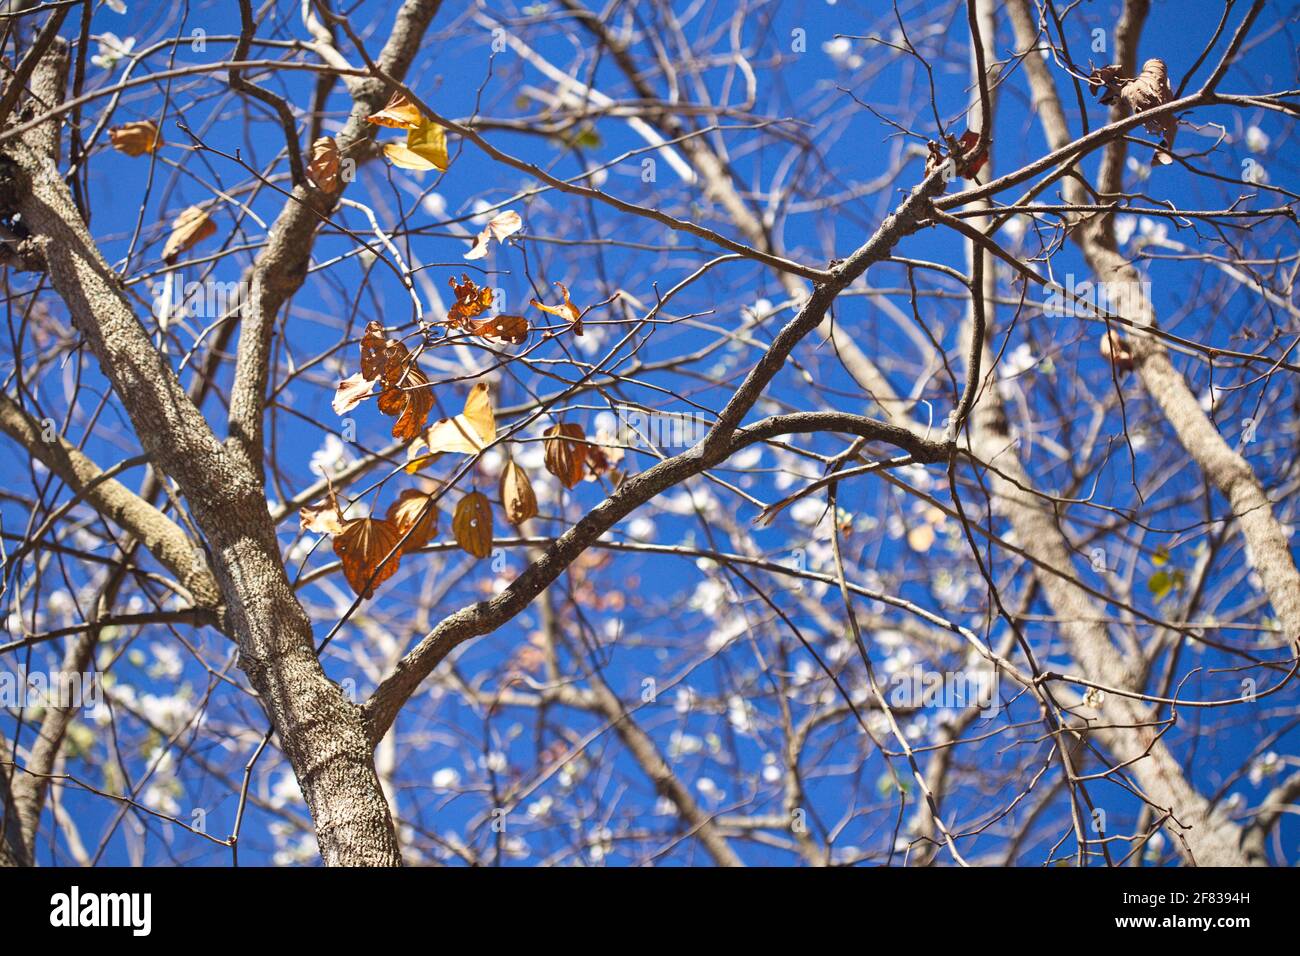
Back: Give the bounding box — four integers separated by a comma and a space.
452, 492, 493, 559
382, 121, 448, 172
162, 205, 216, 264
420, 382, 495, 455
500, 461, 538, 525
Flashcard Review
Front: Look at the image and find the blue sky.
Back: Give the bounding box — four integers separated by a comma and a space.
3, 0, 1297, 865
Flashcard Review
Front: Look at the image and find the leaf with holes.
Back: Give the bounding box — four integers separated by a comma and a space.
452, 492, 493, 559
470, 313, 528, 345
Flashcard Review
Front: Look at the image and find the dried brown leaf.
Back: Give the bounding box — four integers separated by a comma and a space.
452, 491, 493, 559
162, 205, 216, 264
544, 422, 587, 489
109, 120, 163, 157
333, 517, 403, 598
500, 460, 538, 525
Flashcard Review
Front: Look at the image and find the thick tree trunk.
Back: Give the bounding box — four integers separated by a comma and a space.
2, 48, 401, 866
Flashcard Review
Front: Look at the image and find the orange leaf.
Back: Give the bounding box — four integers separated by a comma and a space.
386, 488, 440, 553
162, 205, 216, 264
544, 422, 588, 489
500, 460, 538, 525
452, 492, 493, 559
365, 90, 425, 129
376, 365, 432, 442
333, 517, 403, 598
447, 274, 495, 329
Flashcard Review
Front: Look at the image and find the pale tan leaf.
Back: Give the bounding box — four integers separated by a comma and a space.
162, 205, 216, 264
332, 372, 376, 415
464, 209, 523, 260
422, 382, 495, 454
299, 498, 346, 536
500, 460, 538, 525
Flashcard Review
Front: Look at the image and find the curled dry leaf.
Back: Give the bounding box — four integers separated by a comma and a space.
355, 321, 432, 440
332, 371, 376, 415
360, 320, 402, 380
383, 120, 448, 172
109, 120, 162, 157
415, 381, 495, 456
376, 364, 433, 442
333, 517, 404, 598
162, 205, 216, 264
365, 90, 425, 129
452, 491, 493, 559
300, 497, 346, 536
500, 460, 538, 525
464, 209, 523, 260
307, 136, 341, 192
1088, 58, 1176, 165
446, 274, 495, 329
386, 488, 440, 553
530, 281, 583, 335
470, 312, 528, 345
544, 422, 588, 489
